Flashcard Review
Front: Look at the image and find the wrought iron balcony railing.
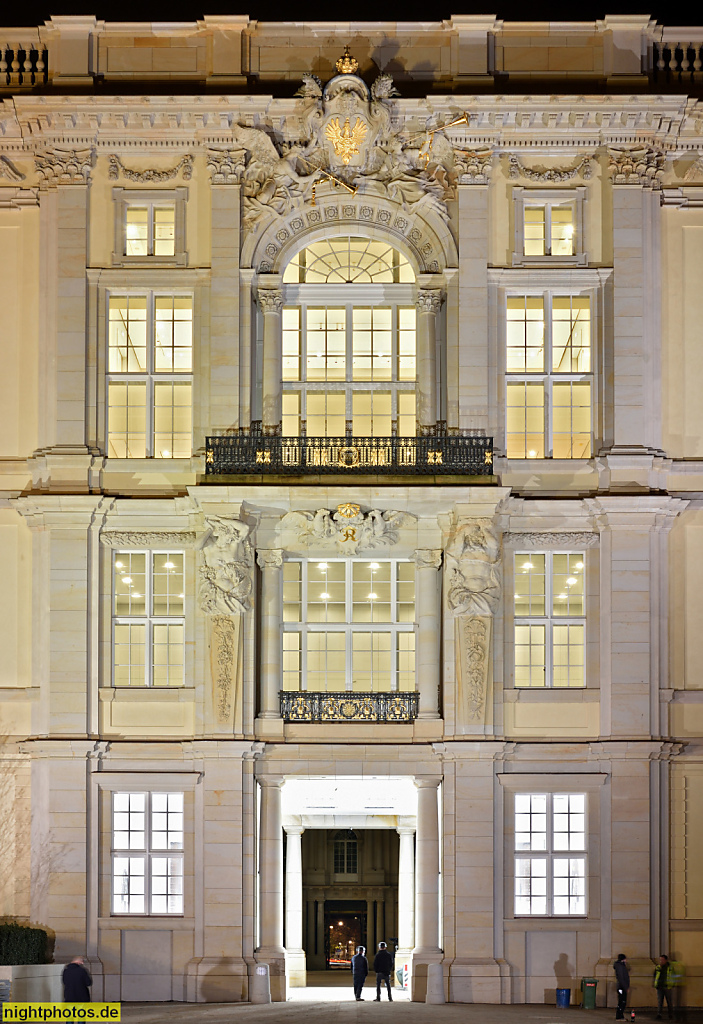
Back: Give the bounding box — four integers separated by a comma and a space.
280, 690, 419, 723
206, 434, 492, 476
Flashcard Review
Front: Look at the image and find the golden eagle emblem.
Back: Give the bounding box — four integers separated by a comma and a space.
324, 116, 367, 164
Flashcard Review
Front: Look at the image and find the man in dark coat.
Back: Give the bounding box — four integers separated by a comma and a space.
613, 953, 630, 1020
351, 946, 368, 1001
373, 942, 394, 1002
62, 957, 92, 1002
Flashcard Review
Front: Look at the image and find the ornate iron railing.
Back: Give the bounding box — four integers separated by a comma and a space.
206, 434, 493, 476
280, 690, 419, 722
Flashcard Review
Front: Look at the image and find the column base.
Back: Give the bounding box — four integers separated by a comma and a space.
255, 717, 285, 740
410, 950, 443, 1002
254, 949, 287, 1002
285, 949, 307, 988
444, 957, 509, 1004
185, 957, 248, 1003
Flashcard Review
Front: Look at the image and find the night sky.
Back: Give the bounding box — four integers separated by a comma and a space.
1, 0, 690, 30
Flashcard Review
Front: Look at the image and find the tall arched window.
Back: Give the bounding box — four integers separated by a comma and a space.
333, 829, 358, 874
281, 236, 417, 438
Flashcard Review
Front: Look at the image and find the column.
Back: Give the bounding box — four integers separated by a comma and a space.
396, 827, 415, 955
413, 779, 441, 955
366, 898, 375, 957
415, 550, 442, 719
285, 826, 306, 986
415, 286, 443, 431
210, 184, 241, 433
256, 549, 283, 719
257, 776, 284, 955
258, 279, 283, 434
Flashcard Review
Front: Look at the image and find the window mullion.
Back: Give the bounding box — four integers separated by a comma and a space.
147, 204, 155, 257
545, 205, 552, 257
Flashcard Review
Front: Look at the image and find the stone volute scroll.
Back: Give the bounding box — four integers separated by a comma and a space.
198, 515, 254, 730
446, 519, 501, 727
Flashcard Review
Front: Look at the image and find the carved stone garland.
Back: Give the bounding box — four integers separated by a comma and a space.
508, 154, 593, 182
446, 519, 501, 725
108, 153, 194, 182
198, 515, 254, 729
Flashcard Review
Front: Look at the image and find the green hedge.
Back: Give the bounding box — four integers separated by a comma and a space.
0, 924, 50, 965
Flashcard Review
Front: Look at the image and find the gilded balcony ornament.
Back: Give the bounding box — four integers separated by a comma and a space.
335, 45, 359, 75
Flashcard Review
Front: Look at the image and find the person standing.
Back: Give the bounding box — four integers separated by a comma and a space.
613, 954, 630, 1020
351, 946, 368, 1001
62, 957, 92, 1002
373, 942, 394, 1002
654, 955, 674, 1020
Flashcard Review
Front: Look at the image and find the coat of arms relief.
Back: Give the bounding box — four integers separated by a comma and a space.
207, 48, 490, 234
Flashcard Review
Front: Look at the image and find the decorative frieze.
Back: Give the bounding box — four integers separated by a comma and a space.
198, 516, 253, 616
281, 506, 415, 554
101, 530, 196, 548
35, 146, 94, 186
209, 614, 239, 727
108, 153, 193, 182
508, 154, 593, 182
456, 615, 491, 722
503, 531, 598, 548
608, 145, 666, 188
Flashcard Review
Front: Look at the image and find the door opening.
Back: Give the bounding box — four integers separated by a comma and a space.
324, 900, 367, 969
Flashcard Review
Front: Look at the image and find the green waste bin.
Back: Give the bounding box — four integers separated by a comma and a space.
581, 977, 598, 1009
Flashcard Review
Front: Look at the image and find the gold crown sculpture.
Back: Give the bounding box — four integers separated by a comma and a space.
335, 45, 359, 75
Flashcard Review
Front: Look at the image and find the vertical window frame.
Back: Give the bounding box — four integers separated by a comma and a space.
112, 549, 186, 688
513, 792, 588, 917
504, 289, 593, 460
106, 289, 193, 460
513, 550, 586, 690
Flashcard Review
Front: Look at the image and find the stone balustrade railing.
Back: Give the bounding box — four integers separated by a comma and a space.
0, 41, 48, 88
653, 37, 703, 75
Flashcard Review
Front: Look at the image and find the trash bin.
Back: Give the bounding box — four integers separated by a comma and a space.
581, 977, 598, 1009
556, 988, 571, 1008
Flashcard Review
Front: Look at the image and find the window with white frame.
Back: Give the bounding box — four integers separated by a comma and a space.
513, 551, 585, 688
107, 292, 192, 458
512, 187, 586, 266
281, 237, 417, 438
112, 791, 184, 915
282, 558, 415, 692
505, 292, 592, 459
112, 550, 185, 687
333, 830, 359, 874
514, 792, 587, 915
112, 187, 187, 266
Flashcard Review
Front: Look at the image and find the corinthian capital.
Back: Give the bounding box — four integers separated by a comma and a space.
416, 289, 443, 315
256, 548, 283, 570
258, 289, 283, 314
415, 548, 442, 570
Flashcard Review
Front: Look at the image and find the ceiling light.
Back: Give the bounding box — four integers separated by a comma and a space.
123, 577, 132, 585
320, 592, 330, 600
528, 449, 537, 458
522, 561, 533, 570
575, 561, 584, 569
164, 561, 175, 569
368, 593, 377, 600
369, 562, 380, 569
318, 562, 328, 570
566, 577, 577, 586
115, 561, 124, 569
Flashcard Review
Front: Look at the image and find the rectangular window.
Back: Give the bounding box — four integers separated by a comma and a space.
112, 791, 184, 915
125, 205, 176, 257
523, 203, 574, 257
282, 303, 416, 438
107, 293, 192, 459
514, 793, 586, 916
506, 294, 592, 459
282, 559, 415, 692
512, 188, 586, 267
513, 551, 585, 688
113, 551, 185, 687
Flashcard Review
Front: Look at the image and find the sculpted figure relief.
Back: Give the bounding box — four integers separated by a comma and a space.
446, 519, 502, 617
198, 516, 253, 616
282, 507, 414, 554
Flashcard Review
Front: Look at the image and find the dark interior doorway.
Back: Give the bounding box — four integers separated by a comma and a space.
324, 900, 367, 969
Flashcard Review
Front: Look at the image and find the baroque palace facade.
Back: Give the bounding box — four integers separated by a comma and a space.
1, 13, 703, 1006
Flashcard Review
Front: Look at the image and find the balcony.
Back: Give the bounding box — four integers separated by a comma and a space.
205, 433, 493, 477
280, 690, 419, 723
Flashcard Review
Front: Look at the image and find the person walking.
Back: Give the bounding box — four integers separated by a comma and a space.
351, 945, 369, 1001
654, 955, 674, 1020
373, 942, 394, 1002
62, 957, 92, 1002
613, 954, 630, 1020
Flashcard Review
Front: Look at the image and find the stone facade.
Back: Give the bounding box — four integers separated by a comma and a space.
1, 14, 703, 1008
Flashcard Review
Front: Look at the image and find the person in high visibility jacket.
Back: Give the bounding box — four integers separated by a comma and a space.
653, 955, 673, 1020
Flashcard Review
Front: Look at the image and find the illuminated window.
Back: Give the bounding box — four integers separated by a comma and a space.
107, 293, 192, 459
281, 237, 416, 438
333, 830, 359, 874
112, 550, 185, 687
512, 188, 586, 267
514, 793, 587, 916
513, 551, 585, 688
282, 559, 415, 693
112, 187, 187, 266
506, 294, 592, 459
112, 791, 184, 915
125, 205, 175, 257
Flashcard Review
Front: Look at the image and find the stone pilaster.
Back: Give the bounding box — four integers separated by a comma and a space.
415, 549, 442, 719
258, 278, 283, 435
396, 825, 416, 959
415, 284, 443, 432
256, 549, 283, 722
284, 826, 306, 987
256, 775, 286, 1000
